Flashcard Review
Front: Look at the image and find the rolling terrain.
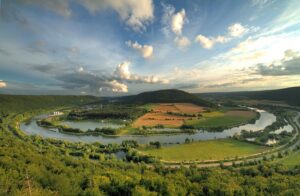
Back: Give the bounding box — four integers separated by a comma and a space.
196, 86, 300, 106
118, 89, 214, 107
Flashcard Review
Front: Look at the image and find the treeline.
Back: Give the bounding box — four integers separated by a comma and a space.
0, 94, 99, 113
68, 104, 147, 120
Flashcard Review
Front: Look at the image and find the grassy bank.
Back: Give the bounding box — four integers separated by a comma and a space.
140, 139, 269, 161
185, 110, 257, 129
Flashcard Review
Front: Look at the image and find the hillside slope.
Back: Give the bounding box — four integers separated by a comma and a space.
119, 89, 214, 107
196, 86, 300, 106
0, 95, 99, 113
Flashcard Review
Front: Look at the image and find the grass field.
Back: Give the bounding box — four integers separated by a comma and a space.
185, 110, 256, 128
275, 151, 300, 168
140, 139, 269, 161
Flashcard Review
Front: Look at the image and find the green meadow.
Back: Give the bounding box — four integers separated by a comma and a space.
140, 139, 269, 161
275, 151, 300, 168
185, 111, 256, 128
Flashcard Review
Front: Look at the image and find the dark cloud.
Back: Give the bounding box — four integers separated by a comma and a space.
253, 50, 300, 76
174, 83, 199, 90
56, 71, 107, 90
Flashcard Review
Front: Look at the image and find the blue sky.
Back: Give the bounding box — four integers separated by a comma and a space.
0, 0, 300, 96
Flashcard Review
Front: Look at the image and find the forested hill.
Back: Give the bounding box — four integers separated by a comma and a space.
0, 95, 99, 113
118, 89, 214, 107
196, 86, 300, 106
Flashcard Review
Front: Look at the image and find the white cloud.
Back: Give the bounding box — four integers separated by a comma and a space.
114, 61, 131, 80
108, 80, 128, 92
174, 36, 190, 48
195, 35, 215, 49
78, 66, 84, 72
0, 80, 7, 88
17, 0, 154, 31
114, 61, 169, 84
195, 23, 248, 49
126, 40, 153, 58
228, 23, 248, 37
77, 0, 154, 31
171, 9, 186, 35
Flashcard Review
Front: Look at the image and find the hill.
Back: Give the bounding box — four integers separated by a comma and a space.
118, 89, 214, 107
0, 95, 100, 113
196, 86, 300, 106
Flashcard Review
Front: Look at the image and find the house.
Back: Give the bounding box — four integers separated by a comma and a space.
50, 111, 64, 116
266, 139, 277, 146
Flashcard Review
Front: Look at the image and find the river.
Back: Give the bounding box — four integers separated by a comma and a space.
20, 108, 283, 145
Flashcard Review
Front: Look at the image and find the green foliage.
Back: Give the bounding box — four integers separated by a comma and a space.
68, 104, 146, 120
0, 94, 99, 113
0, 95, 300, 195
120, 89, 214, 107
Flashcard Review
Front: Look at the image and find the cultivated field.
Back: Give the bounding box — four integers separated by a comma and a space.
185, 110, 256, 128
140, 139, 269, 161
132, 103, 205, 128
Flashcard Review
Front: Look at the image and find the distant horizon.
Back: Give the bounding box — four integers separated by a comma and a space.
0, 85, 299, 97
0, 0, 300, 96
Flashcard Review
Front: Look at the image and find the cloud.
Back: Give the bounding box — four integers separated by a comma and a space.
31, 61, 168, 94
252, 50, 300, 76
109, 80, 128, 92
228, 23, 248, 37
78, 66, 84, 72
171, 9, 186, 35
114, 61, 131, 80
174, 36, 190, 48
195, 35, 215, 49
0, 80, 7, 88
195, 23, 248, 49
126, 40, 153, 58
15, 0, 154, 31
114, 61, 169, 84
78, 0, 154, 32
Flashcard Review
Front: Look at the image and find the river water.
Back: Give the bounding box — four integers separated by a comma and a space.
20, 108, 283, 145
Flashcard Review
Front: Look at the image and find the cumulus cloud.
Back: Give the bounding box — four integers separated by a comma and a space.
171, 9, 186, 35
109, 80, 128, 92
114, 61, 169, 84
195, 35, 215, 49
252, 50, 300, 76
228, 23, 248, 37
16, 0, 154, 31
0, 80, 7, 88
161, 5, 190, 49
126, 40, 153, 58
174, 36, 190, 48
114, 61, 131, 80
195, 23, 248, 49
